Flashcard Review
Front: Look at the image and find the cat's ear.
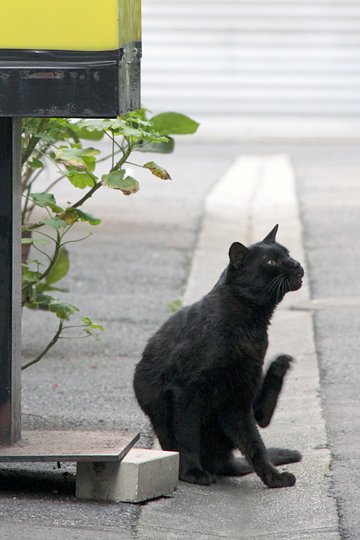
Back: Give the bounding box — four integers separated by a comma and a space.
263, 224, 279, 243
229, 242, 248, 269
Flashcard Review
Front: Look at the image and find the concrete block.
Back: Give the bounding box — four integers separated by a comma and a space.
76, 448, 179, 503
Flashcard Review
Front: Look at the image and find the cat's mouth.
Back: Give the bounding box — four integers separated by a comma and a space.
289, 270, 304, 291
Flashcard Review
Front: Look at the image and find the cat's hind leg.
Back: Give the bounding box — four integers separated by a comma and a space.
199, 419, 234, 476
145, 391, 176, 451
173, 387, 216, 486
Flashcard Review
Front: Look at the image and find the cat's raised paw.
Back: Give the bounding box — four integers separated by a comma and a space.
270, 354, 294, 378
180, 468, 216, 486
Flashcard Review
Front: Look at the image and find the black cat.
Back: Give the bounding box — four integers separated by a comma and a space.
134, 225, 304, 488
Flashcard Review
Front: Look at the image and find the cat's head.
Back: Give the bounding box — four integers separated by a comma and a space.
227, 225, 304, 305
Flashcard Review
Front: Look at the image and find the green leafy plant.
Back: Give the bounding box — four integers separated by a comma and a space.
21, 110, 199, 369
168, 298, 183, 314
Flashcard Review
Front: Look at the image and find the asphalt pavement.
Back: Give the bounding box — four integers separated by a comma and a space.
0, 140, 359, 539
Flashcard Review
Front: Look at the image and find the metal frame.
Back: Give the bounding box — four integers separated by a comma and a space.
0, 118, 22, 445
0, 44, 141, 117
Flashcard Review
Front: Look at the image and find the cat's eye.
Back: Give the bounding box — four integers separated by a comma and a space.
267, 259, 277, 266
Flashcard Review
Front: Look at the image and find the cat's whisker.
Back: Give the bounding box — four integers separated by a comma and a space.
267, 275, 282, 288
266, 275, 283, 296
282, 280, 287, 299
266, 273, 287, 303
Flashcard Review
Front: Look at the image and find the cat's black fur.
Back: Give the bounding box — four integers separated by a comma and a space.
134, 225, 304, 488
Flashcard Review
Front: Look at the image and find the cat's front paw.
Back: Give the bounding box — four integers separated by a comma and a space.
269, 354, 294, 378
180, 468, 216, 486
266, 470, 296, 489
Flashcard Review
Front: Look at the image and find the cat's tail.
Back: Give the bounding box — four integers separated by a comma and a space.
217, 448, 302, 477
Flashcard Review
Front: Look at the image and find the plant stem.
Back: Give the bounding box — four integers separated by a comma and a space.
113, 140, 132, 172
71, 143, 132, 209
22, 229, 62, 304
37, 230, 62, 282
122, 160, 145, 169
71, 179, 104, 209
21, 119, 47, 165
21, 319, 64, 370
43, 173, 67, 193
22, 186, 32, 224
21, 162, 34, 192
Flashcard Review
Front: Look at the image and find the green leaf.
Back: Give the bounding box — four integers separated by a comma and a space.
151, 112, 199, 136
55, 146, 100, 171
79, 316, 105, 340
22, 267, 42, 284
57, 208, 101, 226
29, 192, 63, 213
29, 158, 44, 169
37, 284, 69, 294
82, 328, 100, 340
120, 176, 140, 196
100, 112, 170, 144
25, 258, 44, 267
134, 137, 175, 154
66, 169, 96, 189
58, 208, 78, 225
102, 170, 139, 195
74, 209, 101, 226
126, 108, 151, 124
107, 119, 143, 138
22, 118, 78, 146
45, 247, 69, 286
25, 292, 55, 311
43, 217, 67, 230
168, 298, 182, 314
81, 317, 104, 332
76, 119, 113, 132
144, 161, 171, 180
71, 123, 105, 141
102, 169, 125, 187
49, 301, 79, 320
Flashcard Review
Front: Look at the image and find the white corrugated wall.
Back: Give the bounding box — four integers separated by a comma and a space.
141, 0, 360, 136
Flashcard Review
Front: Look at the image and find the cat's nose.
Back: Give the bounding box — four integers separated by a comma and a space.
290, 259, 304, 277
288, 260, 304, 291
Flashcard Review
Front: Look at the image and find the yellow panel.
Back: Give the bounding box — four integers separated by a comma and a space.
0, 0, 119, 51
